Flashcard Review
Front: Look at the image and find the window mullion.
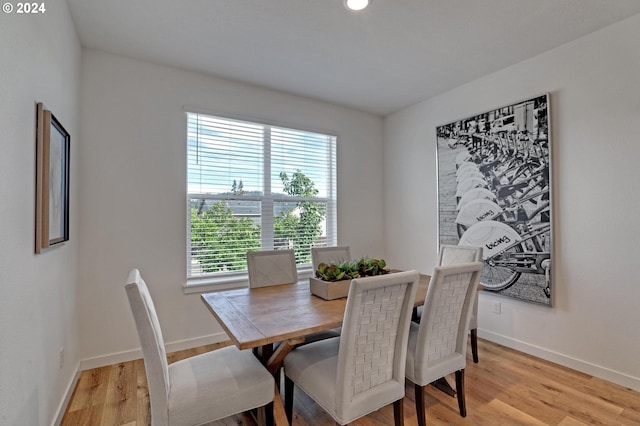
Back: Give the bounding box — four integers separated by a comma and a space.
262, 125, 274, 250
327, 136, 337, 243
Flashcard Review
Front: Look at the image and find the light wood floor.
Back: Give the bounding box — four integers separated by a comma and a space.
61, 338, 640, 425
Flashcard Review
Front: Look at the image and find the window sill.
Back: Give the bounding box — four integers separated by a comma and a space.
183, 266, 315, 294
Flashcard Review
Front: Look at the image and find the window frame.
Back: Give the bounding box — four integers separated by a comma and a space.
184, 110, 337, 292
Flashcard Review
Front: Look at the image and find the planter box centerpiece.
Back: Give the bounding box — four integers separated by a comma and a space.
310, 258, 390, 300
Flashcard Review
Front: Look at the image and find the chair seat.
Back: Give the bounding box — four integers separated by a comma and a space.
284, 337, 341, 416
285, 333, 406, 425
168, 346, 274, 426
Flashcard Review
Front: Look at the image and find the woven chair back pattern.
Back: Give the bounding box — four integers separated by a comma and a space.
348, 284, 407, 396
425, 271, 474, 364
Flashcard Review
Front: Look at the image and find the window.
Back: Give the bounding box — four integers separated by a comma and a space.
186, 112, 337, 284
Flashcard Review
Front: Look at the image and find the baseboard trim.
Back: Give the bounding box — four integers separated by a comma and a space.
79, 332, 229, 371
52, 361, 81, 426
479, 329, 640, 392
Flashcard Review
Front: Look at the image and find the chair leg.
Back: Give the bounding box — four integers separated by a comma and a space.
284, 375, 294, 425
470, 328, 479, 363
411, 307, 421, 323
258, 401, 274, 426
414, 383, 426, 426
274, 368, 281, 391
393, 398, 404, 426
455, 369, 467, 417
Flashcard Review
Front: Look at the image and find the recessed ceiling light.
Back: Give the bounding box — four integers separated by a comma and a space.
344, 0, 370, 11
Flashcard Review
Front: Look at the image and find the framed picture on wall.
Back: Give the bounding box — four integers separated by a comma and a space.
436, 94, 553, 305
36, 102, 70, 253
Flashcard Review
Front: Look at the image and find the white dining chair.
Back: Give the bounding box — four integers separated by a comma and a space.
311, 246, 352, 272
406, 262, 483, 426
439, 244, 483, 363
283, 270, 420, 425
414, 244, 483, 363
247, 249, 298, 288
125, 268, 275, 426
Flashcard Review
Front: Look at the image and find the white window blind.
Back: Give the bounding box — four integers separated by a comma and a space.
187, 112, 337, 281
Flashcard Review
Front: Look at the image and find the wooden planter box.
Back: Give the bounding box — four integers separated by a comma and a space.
309, 277, 351, 300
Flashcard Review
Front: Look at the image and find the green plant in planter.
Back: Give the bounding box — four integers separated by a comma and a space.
315, 258, 389, 282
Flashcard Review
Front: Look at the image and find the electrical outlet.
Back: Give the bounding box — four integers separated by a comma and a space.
492, 301, 501, 314
59, 347, 64, 369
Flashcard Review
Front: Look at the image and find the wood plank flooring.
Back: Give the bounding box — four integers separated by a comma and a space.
61, 339, 640, 425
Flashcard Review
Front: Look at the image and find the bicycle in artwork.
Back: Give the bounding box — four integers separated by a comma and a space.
436, 94, 553, 305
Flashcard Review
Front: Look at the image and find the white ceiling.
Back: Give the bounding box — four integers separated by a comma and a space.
67, 0, 640, 116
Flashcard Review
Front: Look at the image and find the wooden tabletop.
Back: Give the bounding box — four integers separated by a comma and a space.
201, 273, 431, 351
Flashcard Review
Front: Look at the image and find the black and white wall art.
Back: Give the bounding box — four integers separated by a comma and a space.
436, 94, 552, 305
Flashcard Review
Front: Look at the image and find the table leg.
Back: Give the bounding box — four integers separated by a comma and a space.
265, 337, 305, 375
272, 383, 290, 426
254, 343, 274, 364
254, 339, 303, 426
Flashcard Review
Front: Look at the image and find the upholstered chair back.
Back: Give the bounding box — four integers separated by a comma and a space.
247, 249, 298, 288
125, 269, 170, 425
311, 246, 352, 272
334, 271, 419, 422
438, 245, 482, 331
438, 244, 482, 265
411, 262, 482, 383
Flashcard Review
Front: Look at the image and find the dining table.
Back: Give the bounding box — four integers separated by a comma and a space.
201, 273, 430, 370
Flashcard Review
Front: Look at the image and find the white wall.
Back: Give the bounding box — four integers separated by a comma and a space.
77, 50, 384, 363
0, 3, 81, 425
384, 14, 640, 391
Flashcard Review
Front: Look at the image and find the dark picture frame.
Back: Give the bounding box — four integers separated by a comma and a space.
436, 94, 553, 305
36, 102, 70, 253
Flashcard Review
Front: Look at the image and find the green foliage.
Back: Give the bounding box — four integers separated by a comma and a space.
275, 170, 326, 264
315, 258, 389, 282
190, 170, 326, 273
190, 201, 260, 273
231, 179, 245, 195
